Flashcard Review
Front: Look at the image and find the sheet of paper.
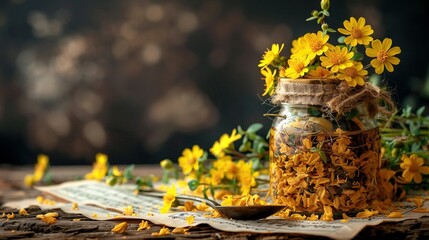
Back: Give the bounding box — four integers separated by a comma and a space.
4, 180, 429, 240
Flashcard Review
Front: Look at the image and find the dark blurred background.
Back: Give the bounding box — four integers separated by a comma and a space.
0, 0, 428, 165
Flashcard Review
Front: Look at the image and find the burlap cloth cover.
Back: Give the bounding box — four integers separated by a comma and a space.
271, 78, 395, 117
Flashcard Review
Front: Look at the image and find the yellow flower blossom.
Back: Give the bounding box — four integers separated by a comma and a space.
160, 185, 176, 213
399, 154, 429, 183
137, 220, 151, 231
301, 31, 330, 61
365, 38, 401, 74
308, 66, 332, 79
258, 43, 284, 67
152, 226, 170, 236
24, 154, 50, 187
338, 17, 374, 46
337, 61, 367, 87
284, 55, 310, 79
178, 145, 204, 175
210, 129, 241, 158
236, 160, 259, 195
85, 153, 109, 180
260, 67, 277, 96
320, 46, 354, 73
111, 221, 128, 234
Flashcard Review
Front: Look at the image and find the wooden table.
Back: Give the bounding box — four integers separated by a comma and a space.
1, 165, 428, 239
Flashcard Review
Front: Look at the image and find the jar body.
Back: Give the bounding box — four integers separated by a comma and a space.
269, 103, 381, 214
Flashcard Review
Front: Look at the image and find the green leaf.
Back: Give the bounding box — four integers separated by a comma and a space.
124, 164, 135, 180
417, 106, 425, 117
326, 28, 336, 33
322, 10, 330, 16
352, 51, 364, 61
247, 123, 263, 133
337, 36, 345, 44
188, 180, 200, 191
345, 108, 359, 120
319, 151, 328, 163
209, 184, 215, 199
306, 16, 318, 21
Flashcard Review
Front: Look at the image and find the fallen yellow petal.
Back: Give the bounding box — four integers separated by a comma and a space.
386, 211, 404, 218
152, 226, 170, 236
44, 212, 59, 218
123, 205, 134, 216
72, 218, 81, 222
290, 213, 306, 220
111, 221, 128, 233
72, 202, 79, 210
19, 208, 29, 216
137, 220, 151, 231
412, 207, 429, 213
172, 227, 190, 234
36, 196, 44, 203
41, 215, 57, 224
186, 215, 195, 224
7, 213, 15, 219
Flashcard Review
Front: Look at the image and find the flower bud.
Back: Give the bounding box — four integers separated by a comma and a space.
321, 23, 329, 31
311, 10, 318, 17
160, 159, 173, 169
321, 0, 330, 11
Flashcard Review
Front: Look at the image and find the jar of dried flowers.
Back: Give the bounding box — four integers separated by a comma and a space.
259, 0, 400, 217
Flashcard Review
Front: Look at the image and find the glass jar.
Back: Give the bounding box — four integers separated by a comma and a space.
269, 78, 381, 216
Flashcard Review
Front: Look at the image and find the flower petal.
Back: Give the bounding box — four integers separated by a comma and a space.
414, 173, 422, 184
388, 46, 401, 56
366, 48, 378, 57
382, 38, 392, 50
357, 17, 366, 28
419, 166, 429, 175
371, 39, 382, 51
388, 57, 400, 65
385, 62, 394, 72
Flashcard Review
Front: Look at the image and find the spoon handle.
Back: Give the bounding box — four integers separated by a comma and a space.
140, 191, 220, 208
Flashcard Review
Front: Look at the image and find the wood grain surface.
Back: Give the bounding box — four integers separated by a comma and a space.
1, 166, 428, 239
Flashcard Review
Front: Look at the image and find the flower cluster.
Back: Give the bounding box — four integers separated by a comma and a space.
167, 124, 268, 199
258, 0, 401, 96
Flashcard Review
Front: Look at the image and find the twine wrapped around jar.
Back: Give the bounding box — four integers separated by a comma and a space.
271, 78, 396, 117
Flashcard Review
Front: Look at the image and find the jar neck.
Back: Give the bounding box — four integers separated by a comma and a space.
280, 104, 323, 118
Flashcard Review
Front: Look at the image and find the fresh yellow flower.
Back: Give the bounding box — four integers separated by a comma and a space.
337, 61, 367, 87
308, 66, 332, 79
338, 17, 374, 46
302, 31, 330, 61
320, 46, 354, 73
111, 221, 128, 233
258, 43, 284, 67
85, 153, 109, 180
24, 154, 50, 187
160, 185, 176, 213
210, 129, 241, 158
178, 145, 203, 175
236, 160, 258, 195
365, 38, 401, 74
260, 67, 277, 96
399, 154, 429, 183
137, 220, 151, 230
284, 55, 310, 79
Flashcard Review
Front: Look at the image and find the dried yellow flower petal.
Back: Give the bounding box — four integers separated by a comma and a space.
72, 219, 81, 222
123, 205, 134, 216
137, 220, 150, 231
91, 213, 98, 218
386, 211, 404, 218
111, 221, 128, 233
356, 209, 378, 218
152, 226, 170, 236
340, 213, 350, 222
36, 195, 44, 203
186, 215, 195, 224
412, 207, 429, 213
172, 227, 190, 234
195, 202, 210, 211
1, 212, 5, 218
290, 213, 306, 220
72, 202, 79, 210
6, 213, 15, 219
19, 208, 29, 216
44, 212, 59, 218
41, 215, 57, 224
307, 213, 319, 221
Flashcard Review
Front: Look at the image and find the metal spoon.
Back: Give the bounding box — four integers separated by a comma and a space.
140, 191, 286, 220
